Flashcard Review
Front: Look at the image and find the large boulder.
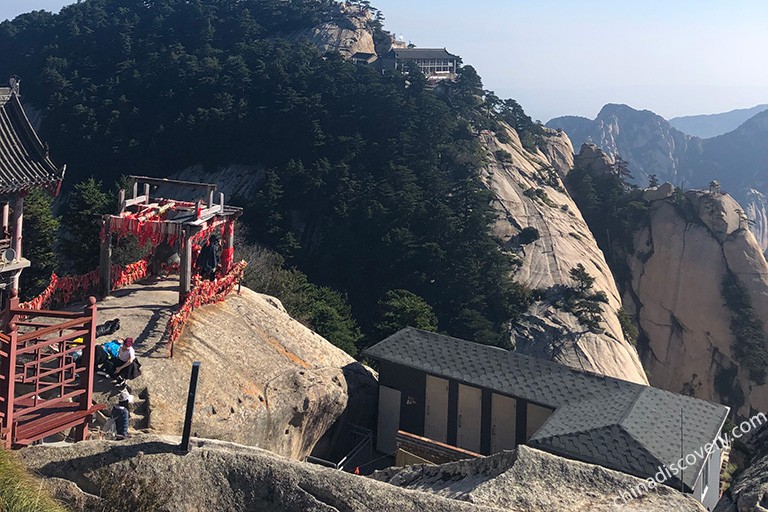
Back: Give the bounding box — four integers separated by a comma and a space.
93, 280, 377, 460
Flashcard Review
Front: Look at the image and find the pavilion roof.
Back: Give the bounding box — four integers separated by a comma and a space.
0, 87, 65, 195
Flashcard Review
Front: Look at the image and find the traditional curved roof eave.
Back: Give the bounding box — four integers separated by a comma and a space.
0, 87, 66, 196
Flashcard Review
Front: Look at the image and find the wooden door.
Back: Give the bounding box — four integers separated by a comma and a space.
491, 393, 517, 453
457, 384, 482, 453
377, 386, 401, 453
424, 375, 449, 442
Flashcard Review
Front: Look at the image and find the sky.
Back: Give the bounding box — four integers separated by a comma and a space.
2, 0, 768, 121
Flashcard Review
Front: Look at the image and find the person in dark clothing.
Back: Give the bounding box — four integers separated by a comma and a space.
111, 389, 133, 440
196, 234, 219, 280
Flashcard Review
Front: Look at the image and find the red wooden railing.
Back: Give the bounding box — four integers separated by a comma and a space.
0, 297, 104, 448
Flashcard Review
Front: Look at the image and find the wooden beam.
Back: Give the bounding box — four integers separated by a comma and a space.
129, 175, 217, 192
118, 189, 126, 214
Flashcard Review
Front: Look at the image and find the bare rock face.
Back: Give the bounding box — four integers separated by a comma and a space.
18, 435, 495, 512
482, 125, 648, 384
745, 188, 768, 255
94, 280, 377, 461
288, 4, 375, 59
374, 445, 704, 511
715, 424, 768, 512
18, 435, 702, 512
156, 288, 377, 459
623, 190, 768, 417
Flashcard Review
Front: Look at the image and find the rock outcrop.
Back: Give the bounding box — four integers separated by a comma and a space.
715, 424, 768, 512
92, 278, 377, 460
18, 435, 703, 512
482, 125, 648, 384
375, 445, 705, 511
287, 4, 376, 59
620, 187, 768, 417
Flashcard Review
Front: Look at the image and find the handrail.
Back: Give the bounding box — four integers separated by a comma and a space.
16, 318, 88, 344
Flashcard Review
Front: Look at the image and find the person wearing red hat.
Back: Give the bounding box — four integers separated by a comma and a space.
114, 337, 142, 386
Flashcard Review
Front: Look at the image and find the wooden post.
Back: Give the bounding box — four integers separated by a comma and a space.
144, 183, 150, 204
1, 202, 8, 238
178, 361, 201, 453
208, 189, 215, 209
10, 193, 24, 297
118, 189, 126, 215
73, 297, 98, 442
179, 228, 193, 304
99, 219, 112, 296
132, 181, 138, 199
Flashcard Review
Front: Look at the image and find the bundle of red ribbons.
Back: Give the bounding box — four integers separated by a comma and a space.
165, 260, 247, 354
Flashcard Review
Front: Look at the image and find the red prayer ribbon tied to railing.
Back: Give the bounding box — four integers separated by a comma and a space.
19, 256, 152, 311
164, 260, 247, 355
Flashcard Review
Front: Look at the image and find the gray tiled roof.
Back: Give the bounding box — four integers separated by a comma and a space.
391, 48, 459, 61
363, 327, 730, 490
0, 87, 64, 194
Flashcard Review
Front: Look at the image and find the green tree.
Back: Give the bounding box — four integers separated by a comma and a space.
374, 289, 438, 339
60, 178, 110, 274
648, 174, 659, 188
569, 264, 595, 292
19, 189, 60, 300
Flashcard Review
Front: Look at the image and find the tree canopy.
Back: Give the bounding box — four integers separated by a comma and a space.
1, 0, 533, 349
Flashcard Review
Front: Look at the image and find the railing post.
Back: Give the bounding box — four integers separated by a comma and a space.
3, 321, 18, 448
179, 361, 201, 453
73, 297, 97, 442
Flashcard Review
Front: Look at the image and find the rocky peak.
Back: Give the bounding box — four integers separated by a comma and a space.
573, 142, 615, 174
621, 188, 768, 417
287, 4, 376, 58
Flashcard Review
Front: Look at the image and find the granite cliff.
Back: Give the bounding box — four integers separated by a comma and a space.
571, 147, 768, 417
482, 124, 648, 384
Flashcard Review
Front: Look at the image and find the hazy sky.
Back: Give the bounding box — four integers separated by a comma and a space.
3, 0, 768, 121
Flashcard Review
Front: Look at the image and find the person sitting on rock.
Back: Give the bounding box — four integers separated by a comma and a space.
114, 337, 141, 386
111, 389, 133, 440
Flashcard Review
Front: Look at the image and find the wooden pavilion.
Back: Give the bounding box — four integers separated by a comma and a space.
100, 176, 242, 303
0, 79, 103, 448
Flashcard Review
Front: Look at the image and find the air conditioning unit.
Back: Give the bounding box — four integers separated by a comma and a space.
1, 248, 16, 263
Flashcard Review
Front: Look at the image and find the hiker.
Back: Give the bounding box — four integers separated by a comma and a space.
114, 337, 141, 386
111, 389, 133, 440
196, 234, 219, 280
95, 339, 122, 378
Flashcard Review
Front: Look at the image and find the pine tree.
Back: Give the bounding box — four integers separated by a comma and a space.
20, 189, 60, 300
60, 179, 110, 274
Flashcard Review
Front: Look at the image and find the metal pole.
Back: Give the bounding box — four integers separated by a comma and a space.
179, 361, 201, 453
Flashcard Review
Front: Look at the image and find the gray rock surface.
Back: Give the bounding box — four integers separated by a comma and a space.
374, 445, 705, 511
715, 424, 768, 512
19, 435, 496, 512
19, 435, 703, 512
92, 278, 377, 460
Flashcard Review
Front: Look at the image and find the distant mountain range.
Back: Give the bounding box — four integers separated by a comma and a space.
669, 104, 768, 139
547, 104, 768, 253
